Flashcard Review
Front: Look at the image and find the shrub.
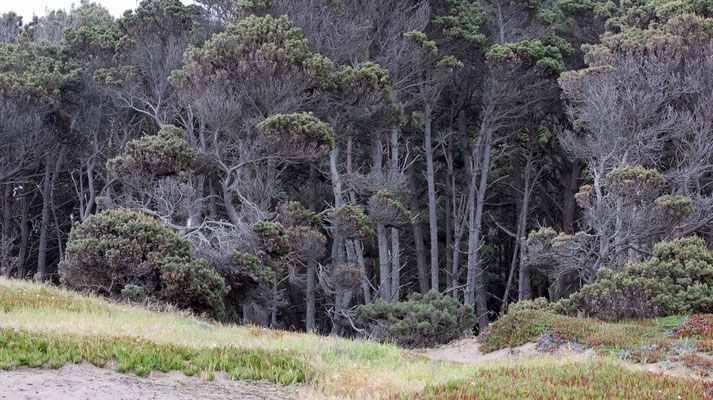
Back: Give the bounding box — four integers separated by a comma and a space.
59, 209, 228, 318
253, 221, 291, 256
229, 251, 275, 283
107, 125, 194, 179
368, 190, 412, 228
507, 297, 553, 314
355, 291, 475, 348
329, 205, 372, 240
556, 236, 713, 320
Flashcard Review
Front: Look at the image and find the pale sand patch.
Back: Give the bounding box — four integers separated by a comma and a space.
417, 338, 539, 364
0, 362, 306, 400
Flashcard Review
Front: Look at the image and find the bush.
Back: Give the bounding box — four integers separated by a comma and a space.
507, 297, 553, 314
59, 209, 228, 318
253, 221, 291, 256
355, 291, 475, 348
556, 236, 713, 320
330, 205, 372, 240
107, 125, 194, 179
368, 190, 411, 228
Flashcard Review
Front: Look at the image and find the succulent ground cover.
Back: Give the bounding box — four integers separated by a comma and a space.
480, 310, 713, 363
390, 360, 713, 399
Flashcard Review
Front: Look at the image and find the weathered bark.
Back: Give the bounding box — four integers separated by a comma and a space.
465, 113, 494, 332
2, 183, 13, 277
305, 262, 316, 330
17, 189, 30, 279
389, 127, 401, 303
407, 157, 429, 294
424, 102, 439, 291
36, 163, 52, 282
372, 135, 391, 302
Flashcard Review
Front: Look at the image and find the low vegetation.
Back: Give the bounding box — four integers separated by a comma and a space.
3, 277, 713, 398
390, 360, 713, 399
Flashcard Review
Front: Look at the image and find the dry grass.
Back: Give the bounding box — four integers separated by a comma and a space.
2, 278, 706, 399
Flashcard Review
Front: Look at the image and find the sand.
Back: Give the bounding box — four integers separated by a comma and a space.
0, 362, 304, 400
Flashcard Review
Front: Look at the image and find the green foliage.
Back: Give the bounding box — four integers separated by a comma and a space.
403, 30, 438, 55
0, 41, 83, 100
276, 201, 321, 228
368, 190, 412, 228
432, 0, 489, 47
59, 209, 227, 319
0, 328, 310, 384
355, 291, 475, 348
253, 221, 291, 256
436, 55, 464, 70
655, 195, 694, 216
486, 40, 566, 75
507, 297, 553, 314
329, 205, 373, 240
178, 15, 333, 85
558, 236, 713, 320
257, 112, 334, 151
230, 251, 275, 283
330, 62, 391, 95
107, 125, 195, 179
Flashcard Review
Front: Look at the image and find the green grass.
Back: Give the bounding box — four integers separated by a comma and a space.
390, 360, 713, 399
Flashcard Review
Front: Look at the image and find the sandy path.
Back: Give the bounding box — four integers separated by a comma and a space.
418, 338, 539, 364
0, 362, 304, 400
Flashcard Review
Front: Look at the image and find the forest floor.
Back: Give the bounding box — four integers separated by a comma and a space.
1, 277, 712, 399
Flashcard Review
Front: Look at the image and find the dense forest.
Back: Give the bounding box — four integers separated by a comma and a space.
1, 0, 712, 338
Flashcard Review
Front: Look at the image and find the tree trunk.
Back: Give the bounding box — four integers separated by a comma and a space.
17, 189, 30, 279
407, 158, 429, 294
465, 118, 494, 332
306, 262, 316, 330
36, 163, 52, 282
372, 134, 391, 302
2, 183, 13, 277
389, 127, 401, 303
424, 102, 439, 291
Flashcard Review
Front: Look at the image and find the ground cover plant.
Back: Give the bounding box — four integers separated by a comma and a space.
389, 360, 713, 399
480, 310, 713, 363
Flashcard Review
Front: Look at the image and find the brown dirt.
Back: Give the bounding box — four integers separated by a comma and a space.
0, 362, 306, 400
417, 338, 539, 364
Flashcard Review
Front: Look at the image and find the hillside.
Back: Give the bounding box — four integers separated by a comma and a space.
1, 278, 712, 399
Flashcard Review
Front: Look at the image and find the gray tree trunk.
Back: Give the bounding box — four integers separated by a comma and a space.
424, 102, 439, 291
407, 158, 429, 293
465, 117, 494, 332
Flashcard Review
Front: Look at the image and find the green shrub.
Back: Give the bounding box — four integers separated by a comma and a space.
329, 205, 373, 240
107, 125, 194, 179
507, 297, 553, 314
556, 236, 713, 320
355, 291, 475, 348
253, 221, 291, 256
59, 209, 228, 319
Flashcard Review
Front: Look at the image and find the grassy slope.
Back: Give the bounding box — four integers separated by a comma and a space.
1, 277, 711, 399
